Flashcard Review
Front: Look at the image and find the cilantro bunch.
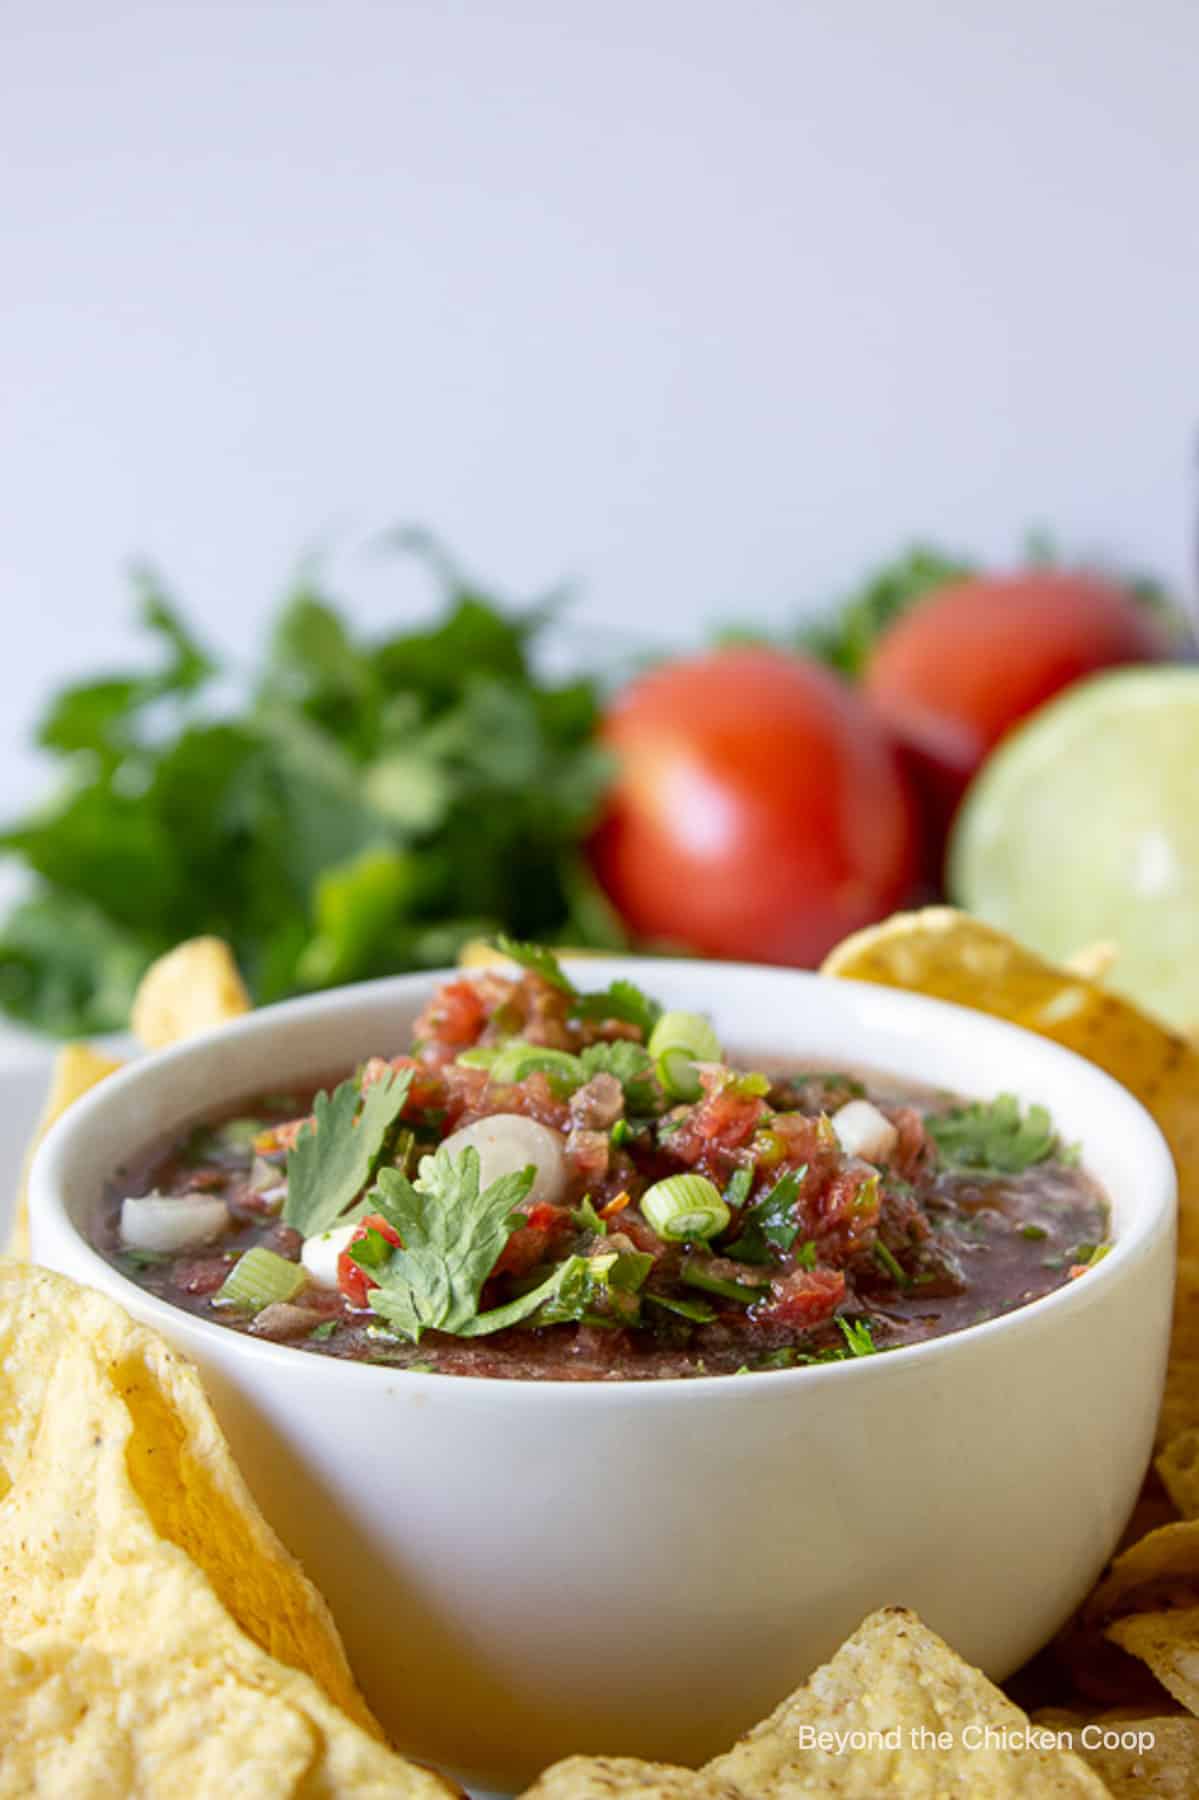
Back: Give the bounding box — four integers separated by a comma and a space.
0, 546, 621, 1035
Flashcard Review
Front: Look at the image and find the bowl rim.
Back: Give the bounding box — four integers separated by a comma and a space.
29, 956, 1178, 1407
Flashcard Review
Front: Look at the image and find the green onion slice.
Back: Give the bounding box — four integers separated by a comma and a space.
647, 1010, 722, 1100
214, 1246, 306, 1311
641, 1174, 731, 1243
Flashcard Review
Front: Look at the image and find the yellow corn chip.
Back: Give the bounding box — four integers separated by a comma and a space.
131, 936, 251, 1050
0, 1260, 458, 1798
1034, 1709, 1199, 1799
1065, 942, 1120, 983
7, 1042, 123, 1259
1107, 1608, 1199, 1717
524, 1611, 1106, 1797
704, 1607, 1106, 1797
1157, 1430, 1199, 1522
520, 1758, 735, 1798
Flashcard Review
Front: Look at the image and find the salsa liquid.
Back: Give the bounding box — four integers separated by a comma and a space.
92, 968, 1109, 1382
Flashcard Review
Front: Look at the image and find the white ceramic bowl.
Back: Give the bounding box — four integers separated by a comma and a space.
30, 959, 1175, 1792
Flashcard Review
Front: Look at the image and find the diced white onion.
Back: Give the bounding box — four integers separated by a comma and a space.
830, 1099, 898, 1164
119, 1191, 230, 1254
301, 1222, 359, 1289
439, 1112, 567, 1208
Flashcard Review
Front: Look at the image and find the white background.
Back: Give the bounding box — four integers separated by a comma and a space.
3, 0, 1197, 812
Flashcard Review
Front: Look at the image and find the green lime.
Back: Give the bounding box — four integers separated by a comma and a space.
949, 665, 1199, 1030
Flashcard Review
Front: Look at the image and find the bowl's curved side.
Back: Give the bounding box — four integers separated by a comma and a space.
28, 960, 1178, 1789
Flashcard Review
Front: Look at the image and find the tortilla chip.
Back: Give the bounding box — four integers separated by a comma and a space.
520, 1758, 735, 1798
1065, 942, 1120, 983
0, 1260, 458, 1798
823, 907, 1199, 1443
1108, 1609, 1199, 1717
1034, 1709, 1199, 1799
1157, 1430, 1199, 1522
0, 1636, 320, 1798
522, 1612, 1105, 1796
703, 1607, 1106, 1797
131, 935, 251, 1050
6, 1043, 123, 1260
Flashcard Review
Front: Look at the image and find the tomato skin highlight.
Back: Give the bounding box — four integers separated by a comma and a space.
864, 572, 1168, 811
589, 647, 917, 966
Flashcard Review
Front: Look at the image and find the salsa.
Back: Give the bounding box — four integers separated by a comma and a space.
92, 944, 1110, 1381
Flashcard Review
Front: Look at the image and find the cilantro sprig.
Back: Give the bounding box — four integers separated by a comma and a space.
927, 1094, 1061, 1175
282, 1068, 412, 1236
360, 1145, 535, 1341
0, 544, 614, 1038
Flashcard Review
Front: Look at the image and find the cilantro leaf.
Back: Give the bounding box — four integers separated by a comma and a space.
363, 1146, 534, 1341
725, 1169, 805, 1265
282, 1068, 412, 1236
927, 1094, 1060, 1175
573, 977, 661, 1038
493, 935, 576, 993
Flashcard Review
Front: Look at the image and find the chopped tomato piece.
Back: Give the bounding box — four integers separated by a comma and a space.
494, 1202, 572, 1279
338, 1212, 403, 1308
360, 1054, 444, 1110
761, 1267, 845, 1326
414, 979, 487, 1049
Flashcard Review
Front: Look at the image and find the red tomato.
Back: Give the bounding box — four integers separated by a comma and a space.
865, 573, 1168, 815
338, 1212, 402, 1308
589, 647, 917, 966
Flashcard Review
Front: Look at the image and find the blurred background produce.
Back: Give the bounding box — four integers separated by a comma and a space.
4, 2, 1198, 1035
1, 534, 1191, 1035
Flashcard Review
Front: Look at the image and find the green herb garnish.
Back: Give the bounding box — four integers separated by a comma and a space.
646, 1293, 717, 1324
836, 1315, 878, 1357
360, 1145, 535, 1342
927, 1094, 1060, 1175
282, 1068, 412, 1237
0, 552, 615, 1038
493, 935, 576, 994
725, 1168, 804, 1264
680, 1261, 767, 1306
571, 1196, 608, 1237
120, 1248, 170, 1269
539, 1250, 653, 1326
579, 1039, 658, 1110
573, 977, 661, 1039
723, 1166, 753, 1209
872, 1241, 910, 1287
308, 1319, 340, 1342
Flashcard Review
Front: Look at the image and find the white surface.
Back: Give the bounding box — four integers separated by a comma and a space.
2, 2, 1198, 813
30, 959, 1175, 1793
